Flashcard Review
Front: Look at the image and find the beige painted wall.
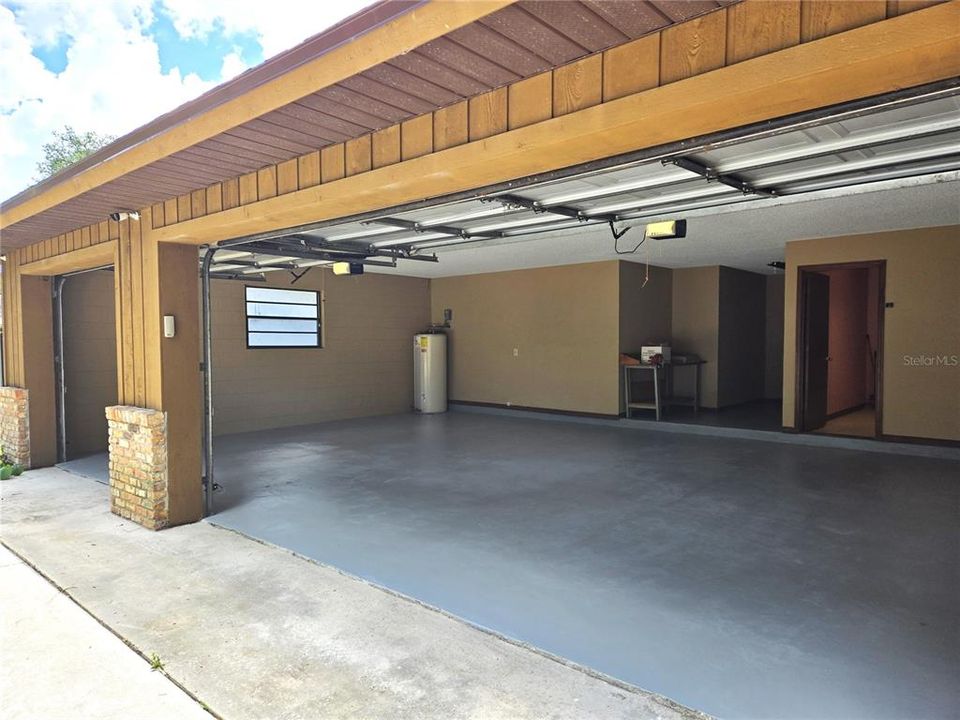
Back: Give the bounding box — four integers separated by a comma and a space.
431, 261, 620, 415
619, 261, 672, 352
717, 267, 766, 407
22, 276, 57, 467
62, 270, 117, 457
211, 270, 430, 435
619, 261, 672, 415
671, 267, 720, 408
783, 226, 960, 441
53, 268, 429, 440
672, 266, 770, 409
764, 275, 785, 399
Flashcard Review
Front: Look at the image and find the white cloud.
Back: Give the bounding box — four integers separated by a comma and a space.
0, 0, 213, 202
219, 50, 249, 81
0, 0, 371, 205
8, 0, 155, 48
159, 0, 369, 58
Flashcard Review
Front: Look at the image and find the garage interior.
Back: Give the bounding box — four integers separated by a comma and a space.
56, 268, 117, 478
53, 89, 960, 720
4, 3, 959, 719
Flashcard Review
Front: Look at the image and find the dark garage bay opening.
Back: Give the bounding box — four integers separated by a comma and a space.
208, 411, 959, 720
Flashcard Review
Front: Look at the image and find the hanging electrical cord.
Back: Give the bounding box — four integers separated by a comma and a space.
613, 222, 647, 255
610, 221, 654, 287
290, 267, 313, 284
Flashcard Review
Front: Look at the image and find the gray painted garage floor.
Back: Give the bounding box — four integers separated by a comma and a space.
57, 453, 109, 483
209, 412, 959, 720
3, 468, 692, 720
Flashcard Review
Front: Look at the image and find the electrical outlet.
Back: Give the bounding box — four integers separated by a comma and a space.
513, 347, 519, 357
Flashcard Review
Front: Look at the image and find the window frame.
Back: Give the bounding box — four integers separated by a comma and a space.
244, 285, 322, 350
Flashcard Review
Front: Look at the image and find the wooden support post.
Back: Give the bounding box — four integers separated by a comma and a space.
138, 222, 203, 526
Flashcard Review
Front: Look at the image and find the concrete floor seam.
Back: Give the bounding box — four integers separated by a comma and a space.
0, 540, 223, 720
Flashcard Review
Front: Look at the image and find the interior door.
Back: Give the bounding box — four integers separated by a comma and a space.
801, 271, 830, 431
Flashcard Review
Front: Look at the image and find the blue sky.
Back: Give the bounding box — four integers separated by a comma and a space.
149, 10, 262, 81
0, 0, 368, 201
24, 6, 267, 81
27, 26, 68, 72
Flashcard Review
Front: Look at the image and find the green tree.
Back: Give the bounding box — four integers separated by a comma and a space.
35, 126, 115, 179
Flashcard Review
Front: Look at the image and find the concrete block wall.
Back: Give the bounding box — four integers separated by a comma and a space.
210, 271, 430, 435
0, 387, 30, 468
106, 406, 168, 530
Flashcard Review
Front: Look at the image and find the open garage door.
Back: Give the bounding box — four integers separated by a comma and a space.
190, 81, 960, 720
196, 83, 959, 507
204, 82, 958, 277
52, 267, 117, 482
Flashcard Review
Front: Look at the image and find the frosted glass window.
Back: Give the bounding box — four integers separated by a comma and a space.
247, 318, 318, 333
244, 286, 320, 348
246, 287, 318, 305
246, 302, 317, 318
248, 332, 318, 347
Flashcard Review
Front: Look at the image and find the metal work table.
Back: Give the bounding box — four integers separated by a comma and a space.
623, 358, 705, 421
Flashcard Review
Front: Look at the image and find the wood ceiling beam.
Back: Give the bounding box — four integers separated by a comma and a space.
150, 2, 960, 247
18, 240, 115, 276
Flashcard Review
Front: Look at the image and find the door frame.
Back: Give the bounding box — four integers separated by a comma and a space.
794, 260, 886, 438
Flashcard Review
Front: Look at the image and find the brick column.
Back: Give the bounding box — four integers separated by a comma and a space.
105, 406, 169, 530
0, 387, 30, 468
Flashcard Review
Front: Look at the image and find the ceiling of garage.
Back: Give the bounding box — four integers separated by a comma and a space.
386, 173, 959, 277
209, 85, 960, 278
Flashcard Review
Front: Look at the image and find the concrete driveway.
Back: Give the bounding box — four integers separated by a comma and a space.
209, 412, 959, 720
1, 467, 702, 720
0, 544, 209, 720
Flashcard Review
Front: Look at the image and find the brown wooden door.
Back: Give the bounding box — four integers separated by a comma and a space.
802, 272, 830, 431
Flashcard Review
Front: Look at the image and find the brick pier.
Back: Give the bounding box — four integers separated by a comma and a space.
0, 387, 30, 468
105, 406, 169, 530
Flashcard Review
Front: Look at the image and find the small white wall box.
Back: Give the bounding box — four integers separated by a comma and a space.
641, 345, 671, 364
163, 315, 176, 338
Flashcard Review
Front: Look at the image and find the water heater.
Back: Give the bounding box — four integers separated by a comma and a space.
414, 333, 447, 413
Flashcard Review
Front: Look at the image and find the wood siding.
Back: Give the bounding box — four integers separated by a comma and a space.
140, 0, 931, 232
146, 1, 957, 246
6, 213, 170, 409
2, 210, 204, 521
5, 0, 943, 254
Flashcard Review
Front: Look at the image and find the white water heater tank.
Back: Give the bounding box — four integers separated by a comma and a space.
414, 333, 447, 413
